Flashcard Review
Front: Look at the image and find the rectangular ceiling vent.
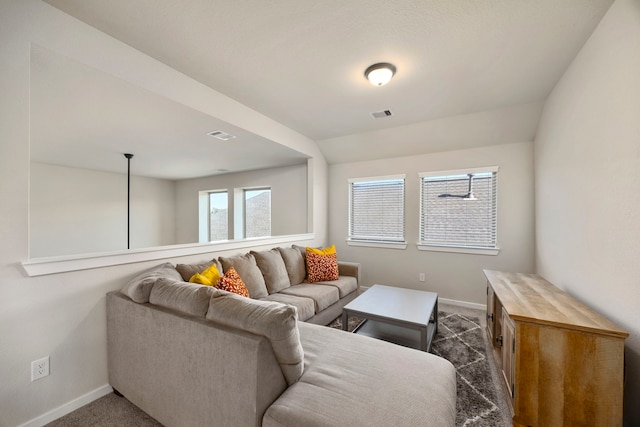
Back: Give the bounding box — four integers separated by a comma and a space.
371, 109, 393, 119
207, 130, 236, 141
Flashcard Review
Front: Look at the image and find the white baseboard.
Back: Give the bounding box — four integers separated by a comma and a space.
439, 297, 486, 311
18, 384, 113, 427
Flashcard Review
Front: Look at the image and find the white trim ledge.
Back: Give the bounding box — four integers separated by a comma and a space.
17, 384, 113, 427
417, 244, 500, 256
346, 240, 407, 250
22, 233, 315, 277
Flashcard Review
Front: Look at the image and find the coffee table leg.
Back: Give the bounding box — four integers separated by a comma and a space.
341, 311, 348, 331
420, 327, 428, 351
434, 298, 438, 335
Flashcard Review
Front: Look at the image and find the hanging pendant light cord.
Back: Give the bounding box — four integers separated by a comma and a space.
124, 153, 134, 249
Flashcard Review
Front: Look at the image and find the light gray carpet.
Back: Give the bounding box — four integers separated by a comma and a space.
44, 392, 162, 427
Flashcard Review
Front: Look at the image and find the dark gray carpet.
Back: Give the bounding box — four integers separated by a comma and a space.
431, 311, 506, 426
329, 311, 506, 426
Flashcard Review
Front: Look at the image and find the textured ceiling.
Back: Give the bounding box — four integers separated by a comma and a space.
43, 0, 614, 162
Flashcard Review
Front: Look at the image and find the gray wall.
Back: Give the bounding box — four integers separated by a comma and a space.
329, 141, 535, 305
30, 162, 307, 257
30, 162, 177, 257
535, 0, 640, 423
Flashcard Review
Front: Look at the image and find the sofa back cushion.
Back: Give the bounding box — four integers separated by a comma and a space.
251, 249, 291, 293
150, 278, 219, 317
219, 253, 269, 299
206, 292, 304, 385
277, 247, 307, 286
121, 262, 183, 303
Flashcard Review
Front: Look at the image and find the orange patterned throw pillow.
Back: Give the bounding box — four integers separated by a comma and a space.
217, 267, 250, 297
306, 245, 339, 283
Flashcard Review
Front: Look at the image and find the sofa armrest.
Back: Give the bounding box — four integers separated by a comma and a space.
338, 261, 360, 283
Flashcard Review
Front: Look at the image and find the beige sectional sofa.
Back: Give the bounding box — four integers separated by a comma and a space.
108, 245, 457, 426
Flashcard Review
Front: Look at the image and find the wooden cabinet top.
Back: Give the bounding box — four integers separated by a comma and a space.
484, 269, 628, 339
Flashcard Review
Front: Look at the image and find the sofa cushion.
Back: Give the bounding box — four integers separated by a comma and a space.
313, 276, 358, 298
277, 247, 307, 285
149, 278, 218, 317
263, 322, 457, 427
251, 249, 291, 293
217, 266, 250, 297
305, 246, 339, 283
259, 294, 315, 322
219, 253, 269, 299
292, 244, 307, 262
176, 259, 222, 282
206, 292, 303, 385
279, 283, 339, 313
121, 262, 182, 303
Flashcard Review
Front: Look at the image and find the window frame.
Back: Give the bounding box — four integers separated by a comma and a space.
347, 174, 407, 250
242, 187, 272, 239
207, 190, 229, 242
417, 166, 500, 255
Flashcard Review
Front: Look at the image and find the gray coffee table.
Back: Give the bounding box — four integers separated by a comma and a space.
342, 284, 438, 352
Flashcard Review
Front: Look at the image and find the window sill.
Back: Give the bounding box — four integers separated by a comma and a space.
346, 240, 407, 250
417, 244, 500, 256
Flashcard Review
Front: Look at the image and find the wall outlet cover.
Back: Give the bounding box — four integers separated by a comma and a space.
31, 356, 50, 381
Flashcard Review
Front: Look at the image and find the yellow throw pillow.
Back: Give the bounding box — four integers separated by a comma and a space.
306, 245, 336, 256
189, 263, 221, 287
305, 245, 339, 283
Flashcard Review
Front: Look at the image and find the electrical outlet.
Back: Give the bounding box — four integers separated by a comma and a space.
419, 273, 426, 282
31, 356, 49, 381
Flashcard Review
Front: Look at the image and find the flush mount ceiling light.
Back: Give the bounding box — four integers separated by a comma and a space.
364, 62, 396, 86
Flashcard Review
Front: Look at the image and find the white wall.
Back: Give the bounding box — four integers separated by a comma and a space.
174, 163, 308, 243
535, 0, 640, 424
0, 1, 327, 426
30, 163, 176, 257
329, 141, 535, 305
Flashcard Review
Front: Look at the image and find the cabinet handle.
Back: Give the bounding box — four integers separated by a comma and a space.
487, 313, 494, 321
497, 335, 503, 347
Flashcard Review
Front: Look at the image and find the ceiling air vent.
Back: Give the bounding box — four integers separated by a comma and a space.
207, 130, 236, 141
371, 109, 393, 119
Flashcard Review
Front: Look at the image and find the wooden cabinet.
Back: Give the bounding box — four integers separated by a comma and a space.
484, 270, 628, 427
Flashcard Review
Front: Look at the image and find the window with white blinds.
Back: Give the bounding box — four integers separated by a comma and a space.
348, 175, 406, 245
419, 167, 498, 252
